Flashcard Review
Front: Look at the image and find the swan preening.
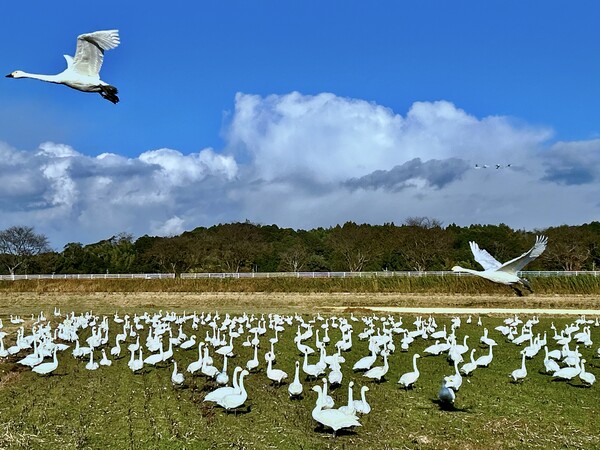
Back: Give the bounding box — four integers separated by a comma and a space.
452, 236, 548, 296
6, 30, 120, 103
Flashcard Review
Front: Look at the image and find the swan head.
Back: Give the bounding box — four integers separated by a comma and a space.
6, 70, 26, 78
451, 265, 464, 272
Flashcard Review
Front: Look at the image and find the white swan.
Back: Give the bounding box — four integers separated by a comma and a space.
338, 381, 355, 415
363, 352, 389, 382
99, 349, 112, 366
85, 349, 99, 370
553, 359, 581, 381
311, 385, 361, 437
266, 357, 288, 385
543, 346, 560, 374
510, 351, 527, 382
579, 359, 595, 386
217, 369, 249, 411
444, 360, 462, 391
353, 386, 371, 414
32, 347, 58, 375
7, 30, 120, 103
186, 342, 204, 374
215, 355, 229, 385
205, 367, 242, 403
398, 353, 421, 388
352, 344, 377, 371
474, 343, 495, 367
246, 344, 260, 371
171, 360, 184, 385
452, 235, 548, 295
460, 349, 478, 375
288, 361, 303, 398
438, 379, 456, 405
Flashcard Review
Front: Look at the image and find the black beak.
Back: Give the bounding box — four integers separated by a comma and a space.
5, 73, 14, 78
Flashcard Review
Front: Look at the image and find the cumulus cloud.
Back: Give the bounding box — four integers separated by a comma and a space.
1, 91, 600, 248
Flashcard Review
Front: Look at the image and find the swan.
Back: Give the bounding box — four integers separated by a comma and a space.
217, 369, 249, 411
338, 381, 355, 415
311, 385, 361, 437
474, 343, 495, 367
99, 349, 112, 366
363, 352, 389, 382
144, 339, 164, 366
32, 347, 58, 375
353, 386, 371, 414
444, 360, 462, 391
352, 344, 377, 371
288, 361, 303, 398
85, 349, 99, 370
186, 343, 204, 374
171, 361, 184, 385
246, 344, 260, 371
302, 350, 325, 380
215, 355, 230, 385
553, 359, 581, 381
480, 328, 497, 347
460, 349, 478, 375
398, 353, 421, 388
438, 379, 456, 405
452, 235, 548, 295
543, 346, 560, 374
510, 351, 527, 382
205, 367, 243, 403
7, 30, 120, 103
579, 359, 595, 386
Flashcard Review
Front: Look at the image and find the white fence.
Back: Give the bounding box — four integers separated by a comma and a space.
1, 271, 599, 281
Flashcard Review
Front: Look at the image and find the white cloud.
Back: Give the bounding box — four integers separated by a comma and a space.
1, 91, 599, 248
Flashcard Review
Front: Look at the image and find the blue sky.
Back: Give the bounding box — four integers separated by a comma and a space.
1, 1, 599, 248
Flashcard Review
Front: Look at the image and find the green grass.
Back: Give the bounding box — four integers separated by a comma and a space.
2, 274, 600, 295
0, 305, 598, 449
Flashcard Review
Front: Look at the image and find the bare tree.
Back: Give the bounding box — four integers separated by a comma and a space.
0, 226, 51, 275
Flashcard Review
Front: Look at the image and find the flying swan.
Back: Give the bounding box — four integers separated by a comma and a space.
6, 30, 120, 103
452, 235, 548, 296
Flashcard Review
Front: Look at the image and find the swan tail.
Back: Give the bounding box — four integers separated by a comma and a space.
99, 85, 119, 104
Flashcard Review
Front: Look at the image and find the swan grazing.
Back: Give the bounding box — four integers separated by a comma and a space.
311, 385, 361, 437
7, 30, 120, 103
452, 235, 548, 295
398, 353, 420, 388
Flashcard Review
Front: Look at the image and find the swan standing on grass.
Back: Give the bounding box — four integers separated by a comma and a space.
171, 361, 184, 385
510, 351, 527, 382
452, 236, 548, 296
7, 30, 121, 103
311, 385, 361, 437
438, 379, 456, 406
398, 354, 421, 388
288, 361, 303, 398
32, 347, 58, 375
205, 367, 242, 403
353, 386, 371, 414
217, 369, 249, 412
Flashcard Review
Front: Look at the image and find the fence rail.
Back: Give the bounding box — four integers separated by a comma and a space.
0, 271, 599, 281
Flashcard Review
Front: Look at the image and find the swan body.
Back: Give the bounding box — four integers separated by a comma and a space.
579, 360, 595, 385
363, 352, 389, 382
438, 379, 456, 405
452, 236, 548, 294
7, 30, 120, 103
460, 349, 478, 375
266, 357, 288, 384
474, 343, 495, 367
99, 349, 112, 366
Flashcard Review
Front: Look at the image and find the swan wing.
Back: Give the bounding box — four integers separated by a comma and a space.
469, 241, 502, 271
73, 30, 120, 77
498, 236, 548, 273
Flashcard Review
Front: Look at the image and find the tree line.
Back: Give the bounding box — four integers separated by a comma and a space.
1, 219, 599, 275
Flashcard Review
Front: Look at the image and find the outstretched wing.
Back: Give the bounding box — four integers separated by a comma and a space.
469, 241, 502, 271
498, 236, 548, 273
72, 30, 120, 77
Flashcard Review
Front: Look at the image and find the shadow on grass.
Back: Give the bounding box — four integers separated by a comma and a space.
431, 399, 470, 412
313, 423, 359, 438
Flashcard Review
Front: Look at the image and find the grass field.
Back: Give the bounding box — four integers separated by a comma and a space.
0, 287, 598, 450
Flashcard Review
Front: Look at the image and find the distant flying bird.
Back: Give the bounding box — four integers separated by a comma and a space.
6, 30, 120, 103
474, 164, 489, 169
452, 235, 548, 296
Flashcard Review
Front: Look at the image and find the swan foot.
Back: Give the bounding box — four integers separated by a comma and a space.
99, 84, 119, 104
